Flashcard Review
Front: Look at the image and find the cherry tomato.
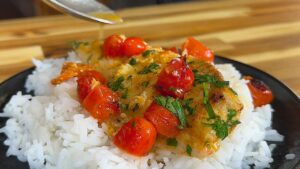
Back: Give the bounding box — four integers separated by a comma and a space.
113, 117, 157, 156
182, 37, 214, 62
166, 46, 179, 54
82, 84, 120, 122
77, 76, 94, 103
244, 76, 274, 107
121, 37, 147, 57
77, 70, 106, 102
156, 57, 194, 98
78, 70, 106, 84
144, 102, 180, 138
103, 34, 125, 57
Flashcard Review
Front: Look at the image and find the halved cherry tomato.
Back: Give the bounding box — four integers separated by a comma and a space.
156, 57, 194, 98
77, 70, 106, 102
82, 84, 120, 122
144, 102, 180, 138
166, 46, 179, 54
244, 76, 273, 107
77, 76, 95, 103
78, 70, 106, 84
103, 34, 125, 57
113, 117, 157, 156
182, 37, 214, 62
121, 37, 147, 57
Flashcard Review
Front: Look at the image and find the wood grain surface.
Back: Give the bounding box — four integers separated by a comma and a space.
0, 0, 299, 96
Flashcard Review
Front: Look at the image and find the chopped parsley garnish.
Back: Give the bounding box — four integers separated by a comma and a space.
120, 103, 129, 111
131, 121, 137, 127
166, 138, 178, 147
138, 63, 160, 74
195, 71, 239, 140
186, 144, 192, 156
132, 103, 139, 112
108, 76, 125, 91
121, 88, 128, 99
214, 81, 229, 87
203, 109, 240, 140
227, 109, 237, 121
68, 40, 89, 49
129, 58, 137, 65
211, 118, 228, 140
182, 98, 196, 115
229, 87, 238, 95
193, 73, 229, 88
227, 109, 241, 127
204, 102, 216, 119
142, 81, 150, 87
202, 82, 209, 104
155, 96, 186, 129
142, 50, 156, 57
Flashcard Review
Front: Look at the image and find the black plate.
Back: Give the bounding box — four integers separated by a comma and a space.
1, 56, 300, 169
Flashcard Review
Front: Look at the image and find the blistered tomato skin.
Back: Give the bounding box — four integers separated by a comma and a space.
156, 58, 194, 98
77, 70, 106, 102
82, 84, 120, 122
182, 37, 214, 62
245, 76, 274, 107
103, 34, 125, 57
122, 37, 147, 57
113, 117, 157, 156
77, 76, 94, 103
78, 70, 106, 84
144, 102, 180, 138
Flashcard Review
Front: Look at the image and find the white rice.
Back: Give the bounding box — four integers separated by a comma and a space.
0, 54, 284, 169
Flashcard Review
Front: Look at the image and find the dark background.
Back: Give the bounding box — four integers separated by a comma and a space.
0, 0, 193, 20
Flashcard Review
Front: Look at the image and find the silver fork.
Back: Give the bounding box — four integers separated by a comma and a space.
43, 0, 123, 24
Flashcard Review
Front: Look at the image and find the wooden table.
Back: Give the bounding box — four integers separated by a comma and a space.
0, 0, 299, 96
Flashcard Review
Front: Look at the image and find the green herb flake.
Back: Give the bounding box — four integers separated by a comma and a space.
214, 81, 229, 87
204, 101, 216, 119
108, 76, 125, 91
121, 88, 128, 99
131, 121, 137, 127
120, 103, 129, 111
229, 87, 238, 95
204, 109, 241, 140
129, 58, 137, 65
194, 73, 229, 88
192, 69, 199, 73
186, 144, 192, 156
155, 96, 186, 129
227, 109, 237, 121
227, 109, 240, 127
138, 63, 160, 74
182, 98, 196, 115
228, 120, 241, 127
69, 41, 89, 49
202, 82, 209, 104
142, 50, 156, 57
132, 103, 139, 112
142, 81, 150, 87
212, 118, 228, 140
166, 138, 178, 147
